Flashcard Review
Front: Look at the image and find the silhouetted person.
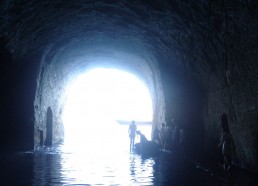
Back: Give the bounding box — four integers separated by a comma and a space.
169, 117, 177, 150
137, 130, 148, 144
179, 128, 184, 153
174, 123, 180, 151
165, 123, 173, 150
160, 123, 166, 150
128, 120, 137, 151
218, 113, 235, 171
135, 130, 148, 152
135, 130, 161, 155
152, 126, 161, 145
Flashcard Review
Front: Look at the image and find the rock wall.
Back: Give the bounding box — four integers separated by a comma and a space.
205, 55, 258, 173
34, 48, 65, 148
0, 47, 40, 151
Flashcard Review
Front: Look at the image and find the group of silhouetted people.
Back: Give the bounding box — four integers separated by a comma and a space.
128, 120, 160, 154
128, 119, 184, 153
152, 119, 184, 152
128, 113, 235, 174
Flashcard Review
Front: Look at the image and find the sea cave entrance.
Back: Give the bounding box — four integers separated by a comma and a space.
62, 67, 153, 153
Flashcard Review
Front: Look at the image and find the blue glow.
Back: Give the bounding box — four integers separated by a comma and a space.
62, 68, 153, 146
60, 68, 154, 184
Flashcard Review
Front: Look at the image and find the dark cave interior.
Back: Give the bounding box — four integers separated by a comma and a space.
0, 0, 257, 175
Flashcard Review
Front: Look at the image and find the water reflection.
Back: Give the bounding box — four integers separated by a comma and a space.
57, 123, 154, 185
30, 146, 155, 185
32, 153, 62, 185
2, 122, 258, 185
129, 156, 155, 185
58, 149, 154, 185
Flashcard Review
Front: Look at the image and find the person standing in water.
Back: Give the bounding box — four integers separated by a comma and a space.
160, 123, 167, 150
153, 126, 161, 145
128, 120, 137, 151
218, 113, 235, 171
136, 130, 148, 151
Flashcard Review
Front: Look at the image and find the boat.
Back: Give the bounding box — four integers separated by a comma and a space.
134, 141, 161, 155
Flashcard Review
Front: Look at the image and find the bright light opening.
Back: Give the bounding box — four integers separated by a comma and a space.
62, 68, 153, 153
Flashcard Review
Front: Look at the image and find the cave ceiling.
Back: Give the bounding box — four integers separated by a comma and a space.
0, 0, 257, 89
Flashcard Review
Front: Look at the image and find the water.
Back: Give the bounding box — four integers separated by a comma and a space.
1, 124, 258, 185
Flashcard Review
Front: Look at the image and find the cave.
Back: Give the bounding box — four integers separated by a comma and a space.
0, 0, 257, 185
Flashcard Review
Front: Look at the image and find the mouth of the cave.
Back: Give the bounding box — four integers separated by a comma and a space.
61, 67, 153, 152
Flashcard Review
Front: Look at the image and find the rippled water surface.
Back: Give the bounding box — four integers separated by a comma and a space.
1, 125, 258, 185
